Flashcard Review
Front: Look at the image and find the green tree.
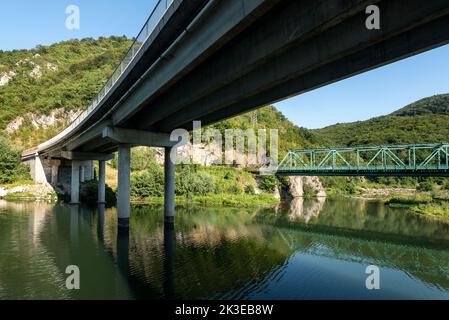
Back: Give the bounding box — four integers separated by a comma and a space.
0, 137, 30, 184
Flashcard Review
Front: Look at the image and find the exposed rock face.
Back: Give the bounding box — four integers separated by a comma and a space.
283, 176, 326, 199
29, 65, 42, 78
153, 142, 257, 167
0, 71, 16, 86
5, 108, 82, 133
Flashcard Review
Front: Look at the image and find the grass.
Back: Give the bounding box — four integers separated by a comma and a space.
132, 193, 278, 208
3, 191, 57, 202
384, 193, 449, 217
0, 179, 34, 189
385, 194, 432, 207
410, 202, 449, 217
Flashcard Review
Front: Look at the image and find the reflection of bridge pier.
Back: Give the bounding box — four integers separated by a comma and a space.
70, 205, 80, 243
97, 204, 105, 243
164, 223, 176, 300
117, 227, 130, 278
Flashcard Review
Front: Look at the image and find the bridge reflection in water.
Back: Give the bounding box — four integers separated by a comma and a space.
1, 200, 449, 299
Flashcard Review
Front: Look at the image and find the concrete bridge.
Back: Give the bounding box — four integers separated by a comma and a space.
22, 0, 449, 227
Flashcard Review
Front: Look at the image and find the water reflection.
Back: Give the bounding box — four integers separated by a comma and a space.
288, 197, 326, 223
163, 224, 175, 299
1, 199, 449, 299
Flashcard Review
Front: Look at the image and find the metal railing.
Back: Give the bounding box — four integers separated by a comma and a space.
277, 143, 449, 175
39, 0, 175, 150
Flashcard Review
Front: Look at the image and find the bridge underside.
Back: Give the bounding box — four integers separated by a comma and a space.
53, 0, 449, 156
29, 0, 449, 227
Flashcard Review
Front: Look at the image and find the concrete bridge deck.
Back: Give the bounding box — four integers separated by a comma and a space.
22, 0, 449, 226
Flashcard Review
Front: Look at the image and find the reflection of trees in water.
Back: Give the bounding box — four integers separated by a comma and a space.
277, 226, 449, 290
0, 201, 69, 299
37, 205, 134, 299
2, 200, 449, 299
100, 205, 292, 299
275, 198, 449, 244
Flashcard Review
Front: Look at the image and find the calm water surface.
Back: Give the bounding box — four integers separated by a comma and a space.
1, 198, 449, 300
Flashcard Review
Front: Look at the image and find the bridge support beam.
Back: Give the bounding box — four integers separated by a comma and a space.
98, 160, 106, 204
70, 160, 80, 205
164, 147, 175, 225
117, 145, 131, 228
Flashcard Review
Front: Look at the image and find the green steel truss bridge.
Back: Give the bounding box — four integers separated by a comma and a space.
276, 143, 449, 177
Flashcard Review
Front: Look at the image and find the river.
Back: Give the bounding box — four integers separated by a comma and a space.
0, 197, 449, 300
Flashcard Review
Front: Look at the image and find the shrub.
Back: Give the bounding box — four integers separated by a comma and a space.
0, 137, 31, 184
131, 165, 164, 198
442, 179, 449, 190
175, 166, 216, 197
258, 175, 277, 193
245, 185, 256, 195
417, 181, 435, 192
80, 180, 116, 207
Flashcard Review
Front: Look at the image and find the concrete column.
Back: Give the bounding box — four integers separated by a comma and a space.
117, 145, 131, 228
80, 165, 85, 183
71, 160, 80, 205
51, 164, 59, 185
164, 147, 175, 224
98, 160, 106, 204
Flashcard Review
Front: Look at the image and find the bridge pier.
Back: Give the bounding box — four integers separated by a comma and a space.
117, 145, 131, 228
164, 147, 175, 225
70, 160, 80, 205
98, 160, 106, 204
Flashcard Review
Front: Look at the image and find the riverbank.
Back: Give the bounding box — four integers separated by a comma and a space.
326, 183, 449, 218
0, 182, 278, 208
0, 182, 57, 202
3, 180, 449, 216
385, 193, 449, 217
132, 194, 279, 208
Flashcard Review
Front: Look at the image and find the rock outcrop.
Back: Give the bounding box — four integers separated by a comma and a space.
5, 108, 82, 133
282, 176, 326, 199
0, 71, 16, 86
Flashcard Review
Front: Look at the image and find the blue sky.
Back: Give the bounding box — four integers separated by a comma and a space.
1, 0, 449, 129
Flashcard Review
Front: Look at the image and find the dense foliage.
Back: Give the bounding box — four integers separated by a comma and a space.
0, 36, 132, 148
313, 93, 449, 190
0, 136, 30, 184
209, 106, 322, 156
131, 165, 164, 198
315, 94, 449, 147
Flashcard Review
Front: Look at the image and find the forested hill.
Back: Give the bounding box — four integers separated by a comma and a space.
314, 94, 449, 147
0, 37, 320, 152
2, 37, 447, 153
0, 37, 132, 128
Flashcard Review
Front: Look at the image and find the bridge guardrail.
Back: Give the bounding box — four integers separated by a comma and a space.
38, 0, 175, 151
